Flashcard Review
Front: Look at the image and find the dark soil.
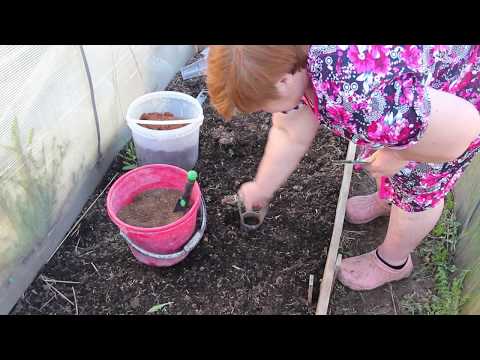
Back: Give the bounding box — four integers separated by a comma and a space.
117, 188, 186, 228
139, 112, 186, 131
11, 53, 348, 315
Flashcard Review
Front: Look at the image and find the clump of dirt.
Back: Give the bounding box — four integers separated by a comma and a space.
139, 112, 185, 130
117, 188, 187, 228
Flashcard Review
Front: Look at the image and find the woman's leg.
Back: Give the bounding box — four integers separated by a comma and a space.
338, 200, 444, 290
340, 132, 480, 291
377, 200, 444, 265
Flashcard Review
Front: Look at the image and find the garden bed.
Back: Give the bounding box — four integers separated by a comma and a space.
11, 63, 348, 315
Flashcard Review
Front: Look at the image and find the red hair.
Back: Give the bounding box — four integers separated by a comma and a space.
206, 45, 308, 120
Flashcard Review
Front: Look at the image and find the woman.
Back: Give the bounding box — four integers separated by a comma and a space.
206, 45, 480, 291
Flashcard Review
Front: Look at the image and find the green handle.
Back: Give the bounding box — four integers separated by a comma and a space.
179, 170, 198, 209
187, 170, 198, 182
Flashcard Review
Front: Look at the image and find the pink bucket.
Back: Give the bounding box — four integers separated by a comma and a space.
106, 164, 205, 267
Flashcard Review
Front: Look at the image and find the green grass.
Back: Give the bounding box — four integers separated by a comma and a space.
400, 193, 468, 315
0, 118, 65, 269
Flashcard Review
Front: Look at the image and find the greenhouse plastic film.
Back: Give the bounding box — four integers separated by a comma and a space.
0, 45, 194, 313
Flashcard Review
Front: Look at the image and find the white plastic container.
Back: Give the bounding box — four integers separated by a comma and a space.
181, 57, 207, 80
126, 91, 204, 170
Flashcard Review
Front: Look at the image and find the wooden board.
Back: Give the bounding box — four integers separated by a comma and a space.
453, 154, 480, 314
316, 142, 357, 315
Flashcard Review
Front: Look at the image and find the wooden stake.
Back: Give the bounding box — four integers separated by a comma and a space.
307, 274, 314, 306
72, 287, 79, 315
389, 284, 397, 315
316, 142, 356, 315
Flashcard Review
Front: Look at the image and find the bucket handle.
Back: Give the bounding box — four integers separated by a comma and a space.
119, 196, 207, 260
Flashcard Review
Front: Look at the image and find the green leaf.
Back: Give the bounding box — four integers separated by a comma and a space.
147, 302, 173, 314
27, 128, 35, 146
122, 164, 137, 171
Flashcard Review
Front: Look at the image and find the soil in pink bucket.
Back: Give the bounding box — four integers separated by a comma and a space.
117, 188, 189, 228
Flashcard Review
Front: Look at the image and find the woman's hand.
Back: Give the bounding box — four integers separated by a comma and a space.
363, 148, 409, 178
238, 181, 272, 211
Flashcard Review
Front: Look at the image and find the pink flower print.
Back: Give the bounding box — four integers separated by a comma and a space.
368, 116, 405, 144
344, 122, 358, 135
468, 46, 479, 63
335, 56, 343, 74
472, 94, 480, 110
450, 70, 473, 93
319, 81, 341, 98
367, 120, 384, 140
353, 164, 363, 171
416, 192, 435, 205
331, 128, 344, 137
405, 161, 417, 170
398, 126, 412, 143
398, 77, 416, 104
441, 82, 450, 92
468, 137, 480, 150
383, 93, 395, 103
445, 172, 463, 191
326, 104, 352, 125
420, 173, 444, 187
432, 45, 448, 53
373, 54, 390, 74
429, 46, 448, 64
401, 46, 422, 69
370, 46, 391, 74
347, 46, 375, 73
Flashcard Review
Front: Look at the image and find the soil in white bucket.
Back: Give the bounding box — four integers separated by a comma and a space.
134, 112, 198, 169
139, 112, 185, 130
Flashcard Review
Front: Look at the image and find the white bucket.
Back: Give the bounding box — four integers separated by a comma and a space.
126, 91, 204, 170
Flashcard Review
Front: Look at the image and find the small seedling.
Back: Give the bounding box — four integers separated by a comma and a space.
120, 141, 137, 171
147, 302, 173, 314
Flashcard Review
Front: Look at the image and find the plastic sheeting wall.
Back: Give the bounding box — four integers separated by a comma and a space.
0, 45, 194, 313
454, 155, 480, 314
